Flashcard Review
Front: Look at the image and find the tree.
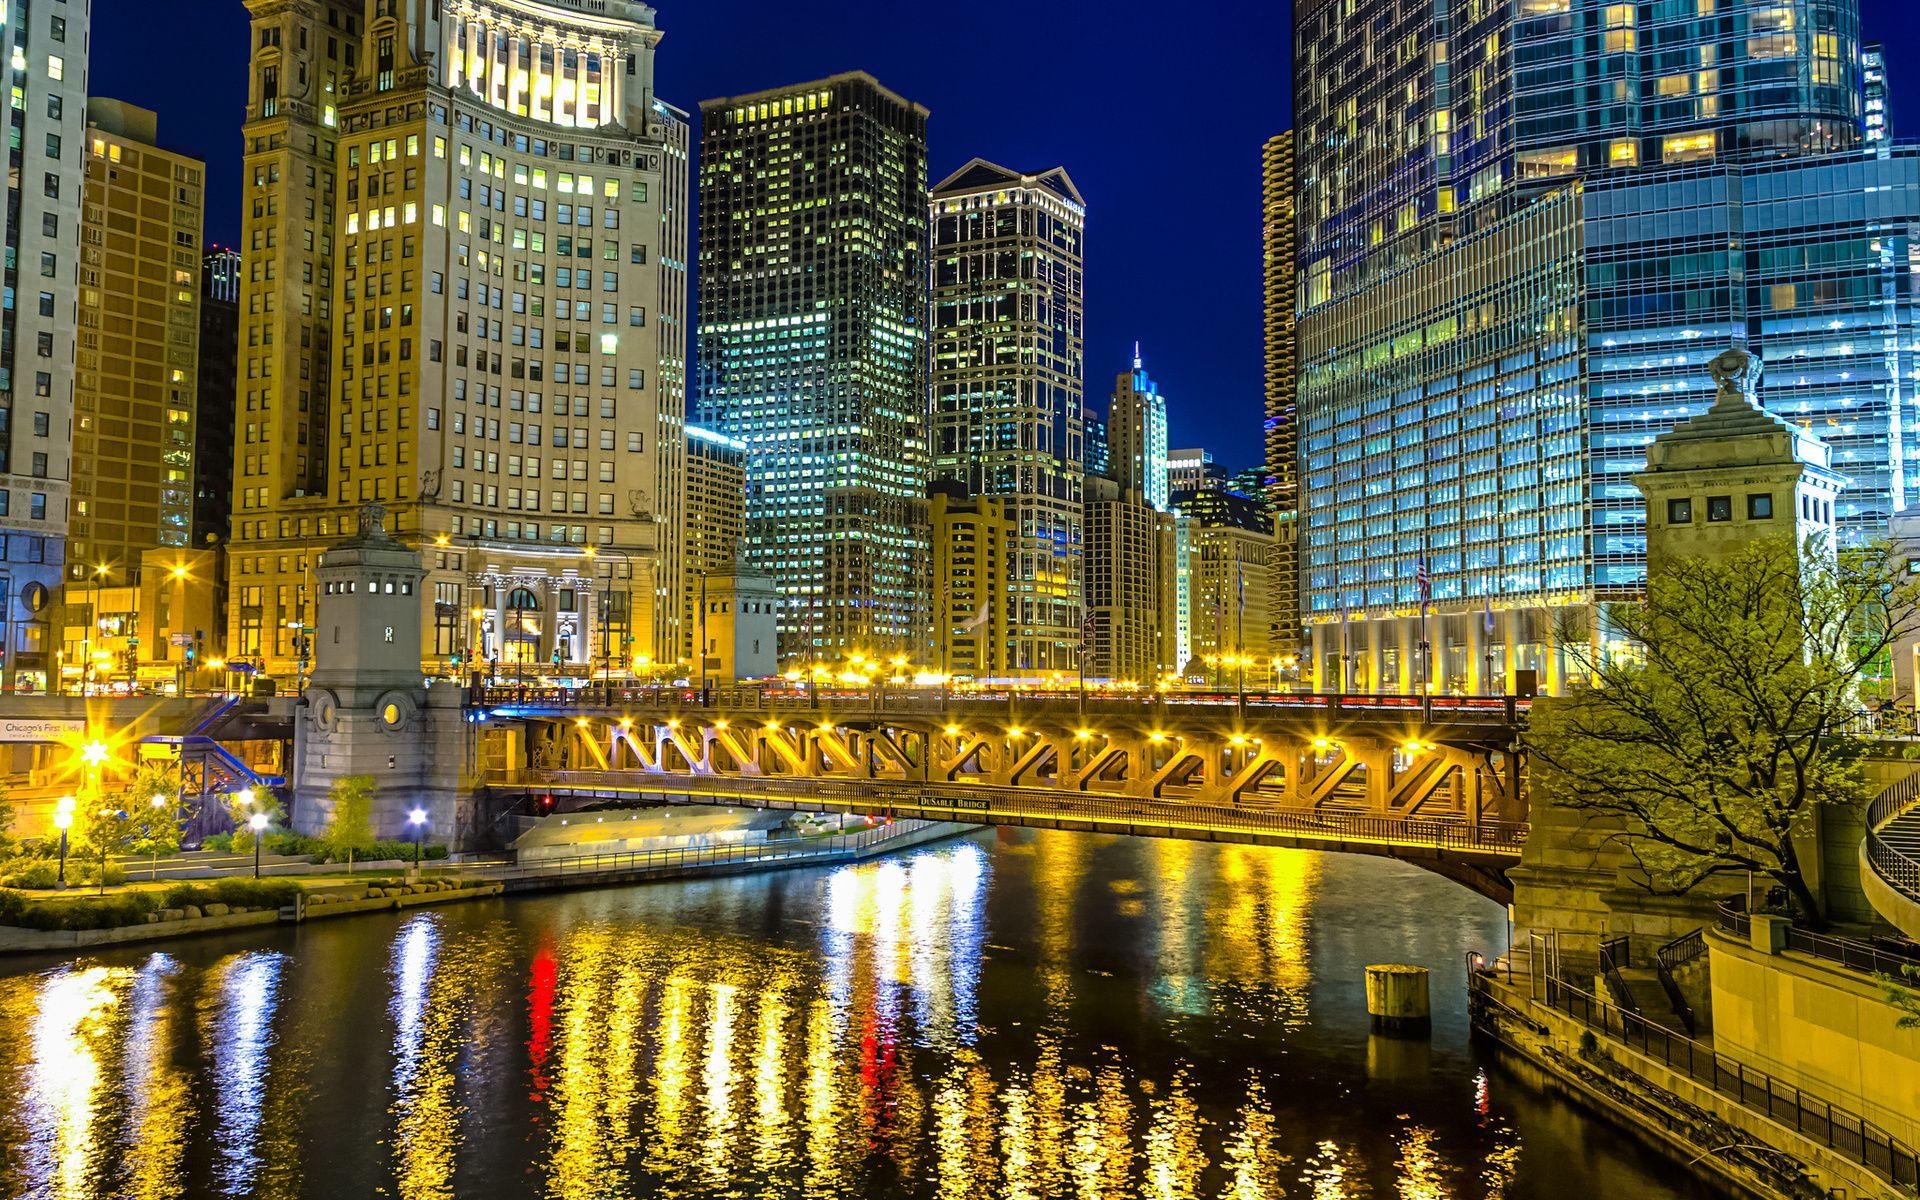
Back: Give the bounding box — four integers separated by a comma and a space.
1882, 967, 1920, 1030
1525, 535, 1920, 930
226, 789, 285, 855
74, 803, 135, 894
321, 775, 377, 872
0, 778, 14, 858
126, 763, 185, 880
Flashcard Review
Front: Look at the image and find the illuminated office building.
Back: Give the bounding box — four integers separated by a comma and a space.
1297, 0, 1889, 696
1084, 473, 1177, 684
0, 0, 90, 693
72, 101, 203, 583
930, 160, 1085, 674
683, 423, 745, 665
233, 0, 690, 680
696, 73, 930, 663
1175, 487, 1274, 678
196, 247, 242, 548
929, 483, 1013, 680
1108, 350, 1169, 513
1168, 448, 1223, 496
1262, 131, 1299, 654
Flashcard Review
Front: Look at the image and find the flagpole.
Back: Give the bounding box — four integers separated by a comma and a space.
1419, 543, 1433, 725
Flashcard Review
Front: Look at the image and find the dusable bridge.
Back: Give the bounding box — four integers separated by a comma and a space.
474, 687, 1533, 901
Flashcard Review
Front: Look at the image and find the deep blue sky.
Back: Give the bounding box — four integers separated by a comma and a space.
94, 2, 1918, 471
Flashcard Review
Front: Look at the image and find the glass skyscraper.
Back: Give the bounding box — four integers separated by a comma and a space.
1297, 0, 1900, 695
696, 73, 930, 663
929, 161, 1086, 674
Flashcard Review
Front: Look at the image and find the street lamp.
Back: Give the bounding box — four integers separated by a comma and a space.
249, 811, 269, 878
52, 797, 74, 889
408, 807, 428, 871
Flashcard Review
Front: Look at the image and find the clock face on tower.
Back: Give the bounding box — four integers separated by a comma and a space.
384, 626, 395, 643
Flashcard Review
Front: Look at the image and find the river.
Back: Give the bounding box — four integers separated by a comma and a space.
0, 828, 1722, 1199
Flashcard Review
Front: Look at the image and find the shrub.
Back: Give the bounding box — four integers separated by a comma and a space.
266, 833, 323, 858
0, 888, 25, 924
1, 861, 59, 889
361, 840, 448, 863
79, 862, 127, 888
201, 833, 234, 853
206, 877, 300, 908
8, 892, 160, 931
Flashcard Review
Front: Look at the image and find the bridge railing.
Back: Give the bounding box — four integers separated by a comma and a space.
1716, 897, 1920, 979
492, 769, 1531, 857
473, 684, 1530, 726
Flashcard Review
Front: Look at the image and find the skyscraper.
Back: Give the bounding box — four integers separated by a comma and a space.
1083, 474, 1177, 684
196, 248, 241, 549
73, 101, 203, 582
930, 160, 1085, 673
684, 423, 745, 664
0, 0, 89, 694
929, 483, 1013, 680
697, 73, 930, 664
233, 0, 690, 681
1167, 448, 1223, 496
1296, 0, 1888, 696
1262, 131, 1299, 656
1175, 487, 1274, 683
1108, 350, 1169, 513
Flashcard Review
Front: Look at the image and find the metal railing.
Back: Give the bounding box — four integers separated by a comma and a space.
1499, 972, 1920, 1189
1597, 934, 1639, 1015
444, 820, 943, 882
1654, 927, 1707, 1038
1716, 898, 1920, 979
471, 684, 1530, 726
494, 768, 1532, 858
1866, 773, 1920, 911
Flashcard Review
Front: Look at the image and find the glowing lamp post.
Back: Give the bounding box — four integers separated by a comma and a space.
249, 811, 270, 878
52, 797, 74, 888
408, 808, 428, 871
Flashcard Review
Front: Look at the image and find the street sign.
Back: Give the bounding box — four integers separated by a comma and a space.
169, 633, 193, 647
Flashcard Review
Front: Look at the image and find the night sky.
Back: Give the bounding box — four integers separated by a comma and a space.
92, 1, 1918, 470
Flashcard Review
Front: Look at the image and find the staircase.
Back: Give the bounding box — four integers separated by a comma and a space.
1864, 771, 1920, 942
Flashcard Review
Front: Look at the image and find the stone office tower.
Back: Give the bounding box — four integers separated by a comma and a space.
0, 0, 90, 694
696, 73, 930, 664
930, 160, 1086, 675
233, 0, 690, 683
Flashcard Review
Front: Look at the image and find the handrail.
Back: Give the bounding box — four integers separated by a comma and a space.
1866, 772, 1920, 910
1655, 927, 1706, 1038
1715, 898, 1920, 978
1482, 971, 1919, 1190
495, 768, 1532, 857
470, 685, 1532, 724
1597, 935, 1640, 1015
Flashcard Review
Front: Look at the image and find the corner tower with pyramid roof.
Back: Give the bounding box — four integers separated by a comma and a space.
1633, 348, 1847, 574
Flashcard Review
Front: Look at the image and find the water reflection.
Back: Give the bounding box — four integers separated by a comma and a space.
0, 833, 1708, 1200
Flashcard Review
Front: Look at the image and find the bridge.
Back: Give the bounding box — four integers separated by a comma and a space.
472, 687, 1532, 901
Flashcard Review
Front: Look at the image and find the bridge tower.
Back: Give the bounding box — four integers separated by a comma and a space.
291, 505, 474, 844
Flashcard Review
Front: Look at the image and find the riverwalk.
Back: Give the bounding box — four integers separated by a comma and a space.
0, 819, 971, 955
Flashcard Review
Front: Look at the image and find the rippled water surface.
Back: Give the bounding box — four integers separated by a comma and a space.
0, 829, 1723, 1199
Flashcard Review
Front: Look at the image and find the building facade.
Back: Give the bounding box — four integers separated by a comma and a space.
0, 0, 90, 693
1107, 351, 1169, 512
929, 160, 1085, 674
1167, 448, 1223, 496
1175, 487, 1274, 683
683, 423, 745, 665
696, 73, 930, 664
196, 247, 241, 549
1262, 130, 1300, 655
73, 100, 203, 585
1083, 474, 1177, 684
929, 483, 1012, 679
1296, 0, 1892, 696
232, 0, 691, 684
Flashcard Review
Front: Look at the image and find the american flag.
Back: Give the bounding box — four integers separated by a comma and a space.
1416, 558, 1432, 612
